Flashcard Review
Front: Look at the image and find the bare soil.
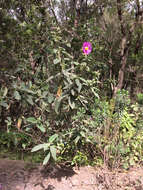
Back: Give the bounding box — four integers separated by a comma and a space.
0, 159, 143, 190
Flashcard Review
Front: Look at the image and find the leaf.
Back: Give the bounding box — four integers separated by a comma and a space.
50, 146, 57, 160
49, 134, 58, 143
53, 58, 61, 64
63, 83, 73, 90
62, 51, 73, 59
74, 136, 80, 144
43, 152, 50, 165
75, 79, 82, 93
54, 97, 62, 114
17, 118, 22, 131
22, 143, 26, 149
3, 87, 8, 97
53, 49, 58, 54
26, 29, 32, 35
23, 89, 36, 94
48, 94, 54, 103
71, 89, 75, 96
71, 61, 79, 66
31, 144, 44, 152
14, 91, 21, 100
68, 97, 75, 109
67, 43, 71, 48
43, 143, 50, 151
26, 117, 38, 124
79, 77, 88, 84
80, 131, 86, 137
37, 90, 42, 96
26, 95, 34, 105
29, 81, 32, 88
91, 88, 99, 98
37, 124, 46, 133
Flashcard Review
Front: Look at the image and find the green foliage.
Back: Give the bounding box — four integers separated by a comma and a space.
71, 151, 88, 166
0, 0, 143, 169
0, 131, 32, 150
137, 93, 143, 104
31, 134, 58, 165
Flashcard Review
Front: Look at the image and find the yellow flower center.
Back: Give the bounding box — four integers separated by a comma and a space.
85, 46, 89, 50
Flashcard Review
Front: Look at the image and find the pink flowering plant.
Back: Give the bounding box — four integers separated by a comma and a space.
82, 42, 92, 55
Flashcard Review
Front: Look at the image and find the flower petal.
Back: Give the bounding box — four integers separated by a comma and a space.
82, 42, 92, 55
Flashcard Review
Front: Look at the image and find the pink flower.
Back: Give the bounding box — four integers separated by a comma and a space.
82, 42, 92, 55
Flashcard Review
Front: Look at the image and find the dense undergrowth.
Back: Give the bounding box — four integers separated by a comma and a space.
1, 64, 143, 169
1, 0, 143, 170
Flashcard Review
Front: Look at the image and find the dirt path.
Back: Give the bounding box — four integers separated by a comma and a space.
0, 159, 143, 190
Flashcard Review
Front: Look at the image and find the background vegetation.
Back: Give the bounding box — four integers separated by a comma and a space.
0, 0, 143, 169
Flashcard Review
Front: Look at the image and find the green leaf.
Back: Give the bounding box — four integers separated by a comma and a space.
43, 152, 50, 165
53, 49, 58, 54
50, 146, 57, 161
71, 89, 75, 96
54, 98, 62, 114
22, 143, 26, 149
62, 51, 73, 59
37, 90, 42, 96
43, 143, 50, 151
53, 58, 61, 64
49, 134, 58, 143
80, 131, 86, 137
31, 144, 44, 152
26, 117, 38, 124
26, 95, 34, 105
48, 94, 54, 103
37, 124, 46, 133
75, 79, 82, 93
68, 97, 75, 109
67, 43, 71, 48
14, 91, 21, 100
74, 136, 80, 144
3, 87, 8, 97
23, 89, 36, 94
29, 81, 32, 88
72, 61, 79, 65
91, 88, 99, 98
26, 29, 32, 35
79, 77, 88, 84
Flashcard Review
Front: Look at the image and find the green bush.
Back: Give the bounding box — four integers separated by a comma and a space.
1, 11, 143, 169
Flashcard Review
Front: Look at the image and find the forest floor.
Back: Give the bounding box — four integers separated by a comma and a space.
0, 159, 143, 190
